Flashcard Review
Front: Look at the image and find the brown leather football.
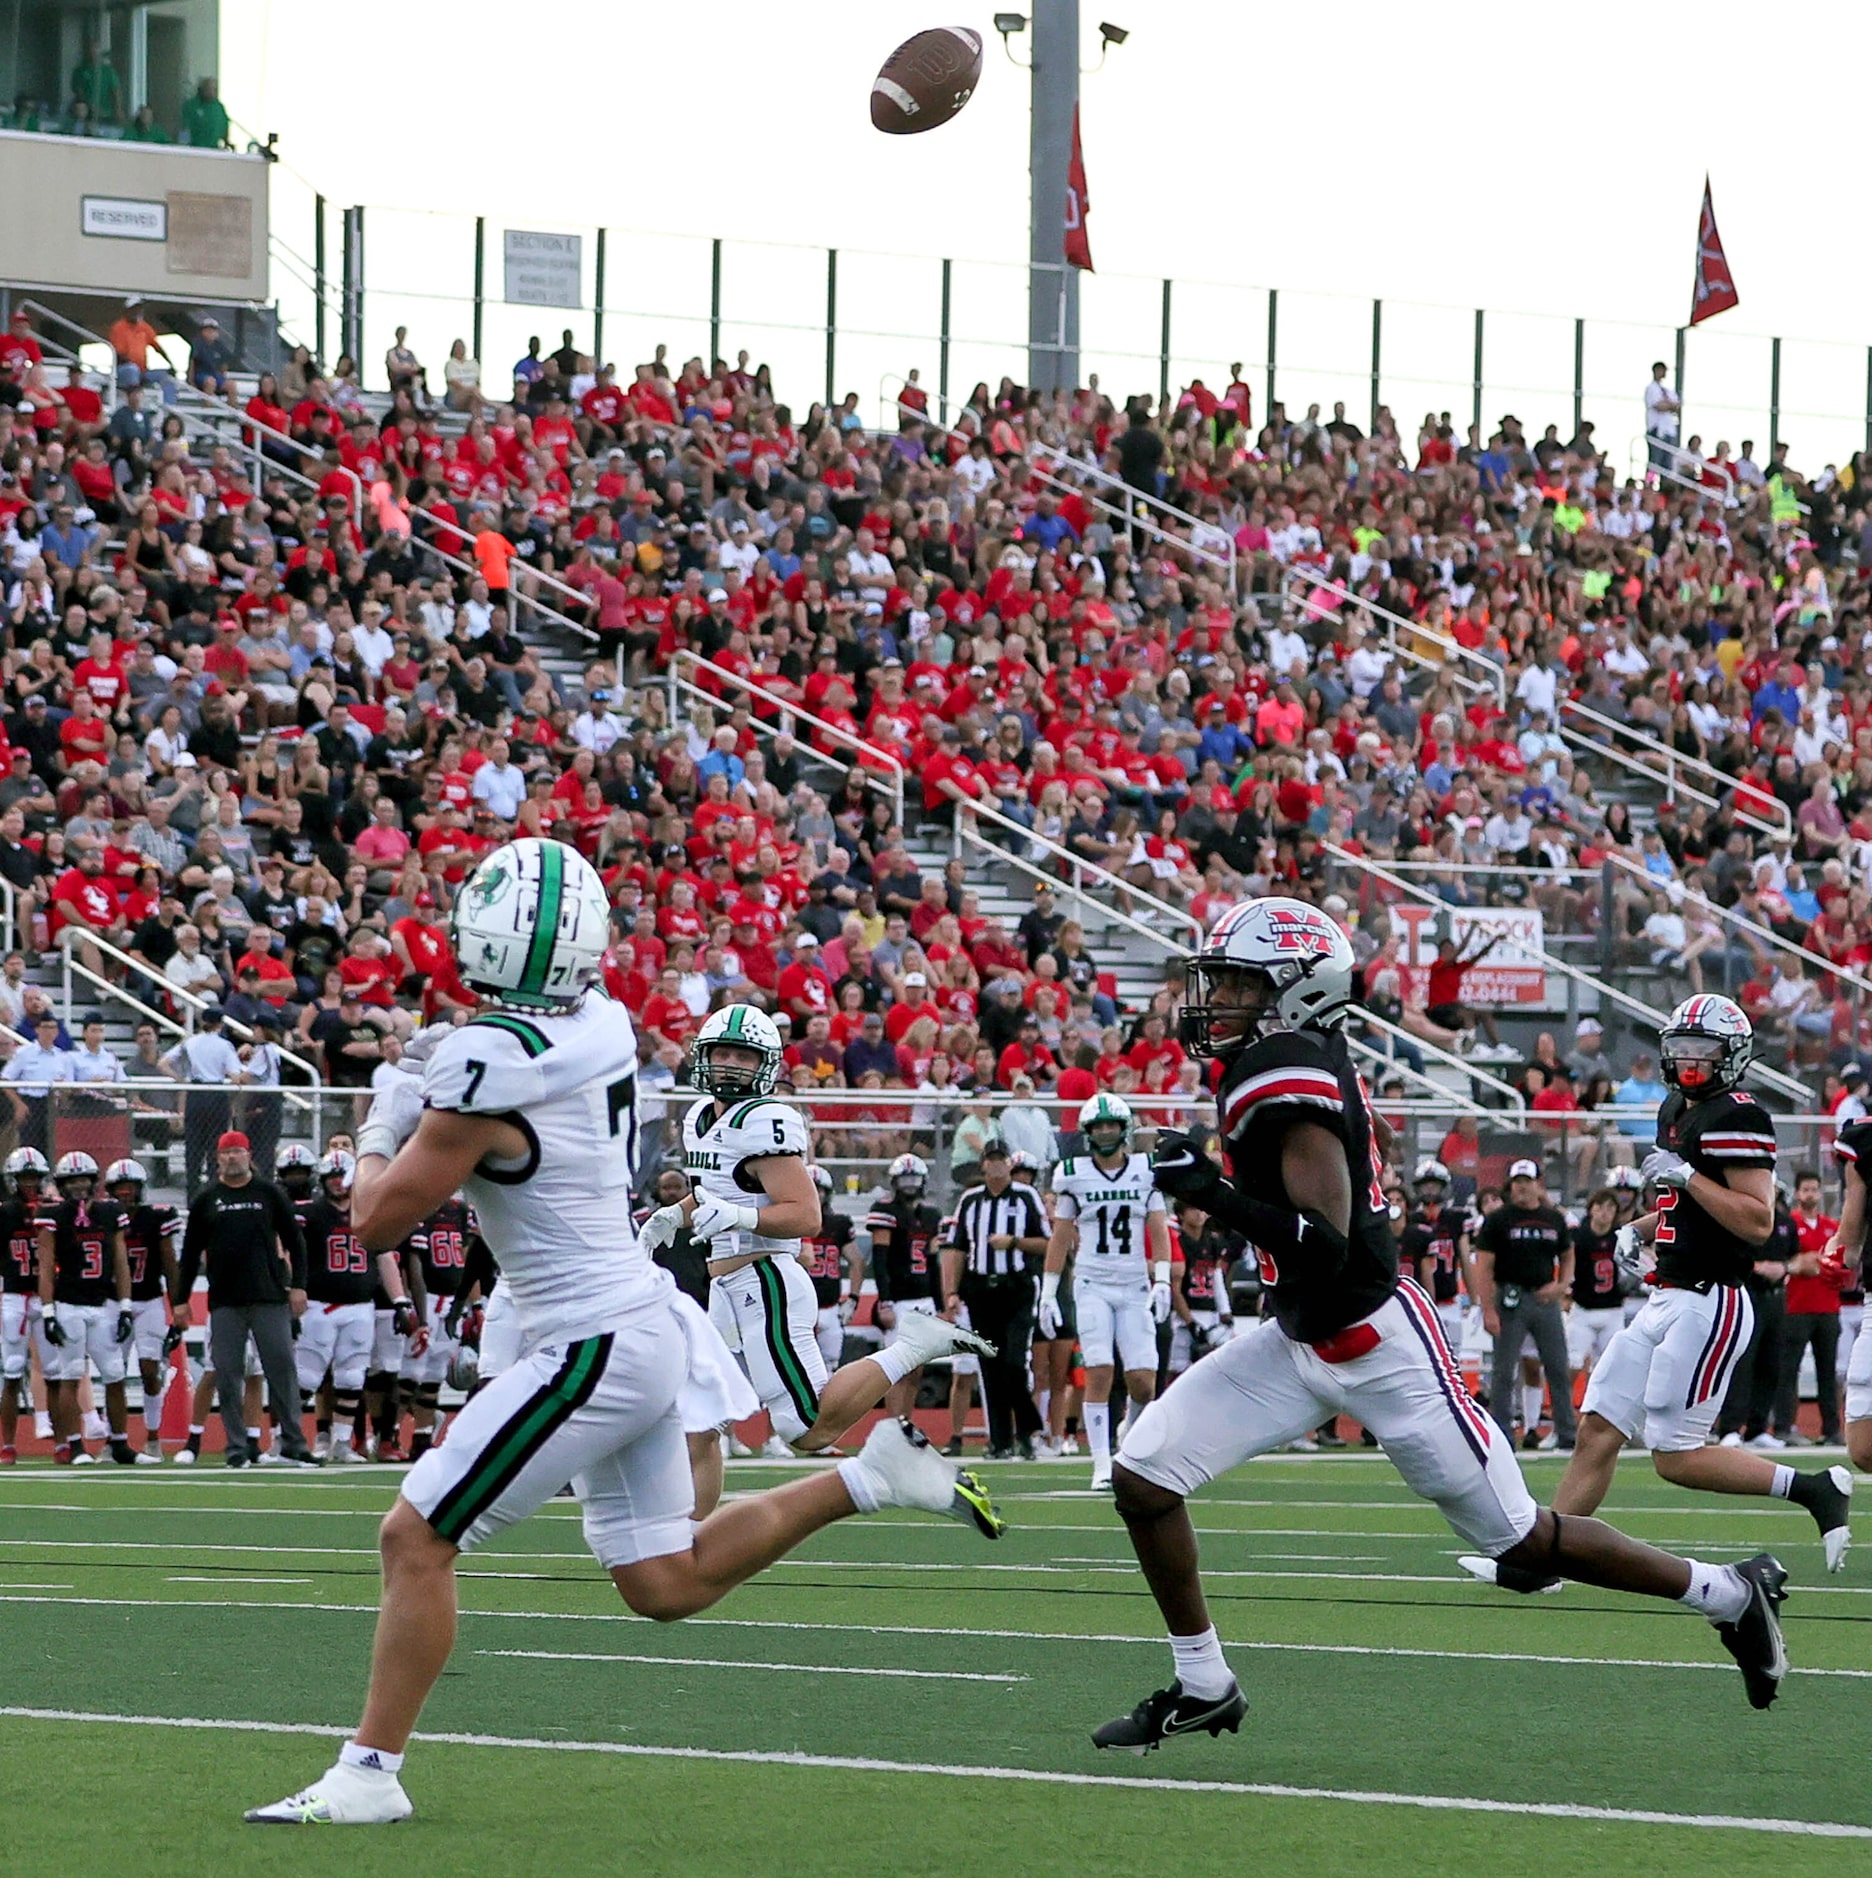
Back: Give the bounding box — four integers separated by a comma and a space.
870, 26, 984, 135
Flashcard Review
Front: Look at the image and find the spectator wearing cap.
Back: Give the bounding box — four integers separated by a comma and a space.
1472, 1158, 1576, 1451
188, 317, 234, 397
1565, 1016, 1615, 1090
159, 1005, 251, 1194
776, 934, 833, 1027
843, 1010, 897, 1085
107, 297, 177, 403
1614, 1053, 1667, 1136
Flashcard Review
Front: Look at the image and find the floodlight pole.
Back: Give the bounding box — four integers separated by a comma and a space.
1027, 0, 1079, 394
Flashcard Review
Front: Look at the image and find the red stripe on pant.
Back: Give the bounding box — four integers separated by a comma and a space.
1689, 1287, 1741, 1405
1397, 1279, 1493, 1444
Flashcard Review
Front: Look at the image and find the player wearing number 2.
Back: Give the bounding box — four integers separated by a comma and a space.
250, 840, 1009, 1825
1043, 1093, 1172, 1491
1094, 898, 1795, 1754
1536, 995, 1852, 1573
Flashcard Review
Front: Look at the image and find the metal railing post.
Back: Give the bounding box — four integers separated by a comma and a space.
593, 226, 607, 366
939, 258, 952, 411
1673, 325, 1686, 407
471, 215, 485, 369
709, 237, 722, 369
1769, 335, 1782, 459
1159, 277, 1172, 414
313, 193, 327, 366
824, 247, 838, 409
1368, 297, 1382, 432
1573, 317, 1584, 438
1265, 288, 1278, 421
1472, 308, 1484, 435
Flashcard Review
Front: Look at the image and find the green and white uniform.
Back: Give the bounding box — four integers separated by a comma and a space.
400, 995, 723, 1567
1052, 1149, 1164, 1372
687, 1092, 824, 1441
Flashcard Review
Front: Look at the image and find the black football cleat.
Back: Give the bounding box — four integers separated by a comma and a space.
1092, 1679, 1246, 1755
1716, 1552, 1790, 1710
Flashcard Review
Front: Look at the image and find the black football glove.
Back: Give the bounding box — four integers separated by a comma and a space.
161, 1324, 184, 1358
43, 1315, 67, 1347
115, 1307, 134, 1344
392, 1300, 418, 1339
1152, 1132, 1223, 1202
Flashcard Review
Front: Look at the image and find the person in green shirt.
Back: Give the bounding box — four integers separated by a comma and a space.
125, 105, 171, 144
181, 77, 228, 149
71, 53, 121, 122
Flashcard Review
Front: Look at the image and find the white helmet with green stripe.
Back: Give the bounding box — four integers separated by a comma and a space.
452, 836, 610, 1012
1079, 1091, 1133, 1157
691, 1003, 785, 1100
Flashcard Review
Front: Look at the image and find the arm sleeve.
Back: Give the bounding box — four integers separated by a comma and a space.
176, 1197, 206, 1296
273, 1185, 306, 1288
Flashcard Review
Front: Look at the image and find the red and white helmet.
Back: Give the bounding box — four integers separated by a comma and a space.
1180, 896, 1356, 1058
1659, 994, 1753, 1097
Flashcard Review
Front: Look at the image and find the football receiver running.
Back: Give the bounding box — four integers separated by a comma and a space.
248, 839, 1006, 1828
1094, 899, 1795, 1754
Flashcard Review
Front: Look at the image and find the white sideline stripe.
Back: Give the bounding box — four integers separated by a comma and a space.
167, 1576, 309, 1585
4, 1593, 1866, 1682
3, 1707, 1867, 1839
475, 1649, 1024, 1683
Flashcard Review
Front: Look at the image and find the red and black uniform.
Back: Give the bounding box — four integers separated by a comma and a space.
1215, 1028, 1397, 1341
866, 1195, 944, 1307
1569, 1220, 1624, 1311
801, 1209, 854, 1310
302, 1198, 373, 1305
0, 1198, 43, 1297
122, 1202, 180, 1303
418, 1198, 472, 1306
47, 1198, 125, 1306
1400, 1204, 1463, 1305
1653, 1089, 1778, 1290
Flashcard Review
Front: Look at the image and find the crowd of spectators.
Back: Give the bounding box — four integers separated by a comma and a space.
6, 70, 229, 147
2, 294, 1871, 1195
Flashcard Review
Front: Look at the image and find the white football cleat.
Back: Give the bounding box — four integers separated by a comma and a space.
135, 1450, 162, 1466
1457, 1554, 1565, 1593
760, 1435, 793, 1459
847, 1417, 962, 1516
326, 1442, 364, 1466
70, 1451, 97, 1466
245, 1759, 413, 1825
886, 1309, 998, 1369
1089, 1459, 1113, 1491
170, 1446, 195, 1465
256, 1449, 288, 1467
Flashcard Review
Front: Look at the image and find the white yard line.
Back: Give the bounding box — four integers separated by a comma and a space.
1, 1706, 1865, 1838
474, 1649, 1023, 1682
166, 1576, 310, 1585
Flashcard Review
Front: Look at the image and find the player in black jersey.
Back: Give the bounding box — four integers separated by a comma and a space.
1167, 1201, 1235, 1375
298, 1153, 398, 1465
366, 1217, 428, 1463
801, 1165, 858, 1367
1096, 900, 1795, 1748
1398, 1158, 1471, 1360
404, 1194, 473, 1461
866, 1153, 944, 1417
37, 1151, 133, 1465
1546, 995, 1850, 1580
1826, 1118, 1872, 1473
105, 1159, 181, 1462
0, 1147, 50, 1463
1567, 1188, 1629, 1385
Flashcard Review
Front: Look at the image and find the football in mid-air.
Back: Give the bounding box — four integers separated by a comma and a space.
870, 26, 984, 134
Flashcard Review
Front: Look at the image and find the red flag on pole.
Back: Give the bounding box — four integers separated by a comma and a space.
1064, 105, 1093, 272
1690, 176, 1738, 326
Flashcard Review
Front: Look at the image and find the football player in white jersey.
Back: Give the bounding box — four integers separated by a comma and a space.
646, 1003, 1001, 1475
1041, 1093, 1173, 1490
248, 839, 1005, 1828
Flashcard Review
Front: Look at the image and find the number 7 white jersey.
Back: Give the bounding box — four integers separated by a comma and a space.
1051, 1150, 1163, 1291
681, 1095, 811, 1260
420, 994, 658, 1347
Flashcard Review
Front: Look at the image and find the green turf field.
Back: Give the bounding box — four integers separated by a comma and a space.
0, 1452, 1865, 1876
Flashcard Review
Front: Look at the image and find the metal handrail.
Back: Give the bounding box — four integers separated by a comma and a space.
1630, 434, 1742, 508
1327, 841, 1814, 1105
1025, 453, 1236, 593
1351, 1006, 1526, 1110
1279, 566, 1507, 704
1342, 1030, 1495, 1114
667, 650, 905, 827
1598, 847, 1872, 1003
1558, 697, 1790, 836
64, 929, 324, 1088
949, 794, 1205, 953
1028, 442, 1238, 594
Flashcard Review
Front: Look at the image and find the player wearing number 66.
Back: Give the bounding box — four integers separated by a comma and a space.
249, 839, 1003, 1829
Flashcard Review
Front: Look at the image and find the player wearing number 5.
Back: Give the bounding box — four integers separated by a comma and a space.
1043, 1093, 1172, 1491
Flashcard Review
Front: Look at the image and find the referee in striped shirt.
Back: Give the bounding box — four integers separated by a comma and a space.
940, 1140, 1047, 1458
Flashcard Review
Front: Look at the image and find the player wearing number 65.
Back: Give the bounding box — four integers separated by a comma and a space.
249, 838, 1004, 1828
1094, 895, 1795, 1757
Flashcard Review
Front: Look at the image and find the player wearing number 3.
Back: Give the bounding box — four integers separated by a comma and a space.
249, 840, 1007, 1827
1093, 898, 1795, 1755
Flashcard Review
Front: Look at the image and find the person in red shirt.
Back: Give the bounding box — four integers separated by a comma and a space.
52, 843, 125, 974
776, 934, 835, 1026
1780, 1169, 1843, 1444
415, 804, 477, 884
996, 1016, 1058, 1090
337, 929, 401, 1015
1423, 929, 1507, 1053
72, 634, 128, 715
640, 967, 697, 1049
57, 691, 112, 769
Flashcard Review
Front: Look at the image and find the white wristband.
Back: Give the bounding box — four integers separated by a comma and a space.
1151, 1261, 1171, 1286
353, 1123, 401, 1163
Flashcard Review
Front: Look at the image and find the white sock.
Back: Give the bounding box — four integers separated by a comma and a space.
1122, 1397, 1145, 1438
331, 1418, 354, 1449
1770, 1464, 1796, 1499
340, 1741, 404, 1775
1085, 1401, 1111, 1466
188, 1423, 204, 1440
1035, 1388, 1051, 1425
143, 1392, 163, 1431
873, 1342, 919, 1387
1680, 1560, 1750, 1624
837, 1455, 881, 1514
1169, 1625, 1234, 1699
245, 1425, 262, 1446
1523, 1384, 1544, 1429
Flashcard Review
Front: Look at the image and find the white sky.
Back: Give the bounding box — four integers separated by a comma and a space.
221, 0, 1872, 469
